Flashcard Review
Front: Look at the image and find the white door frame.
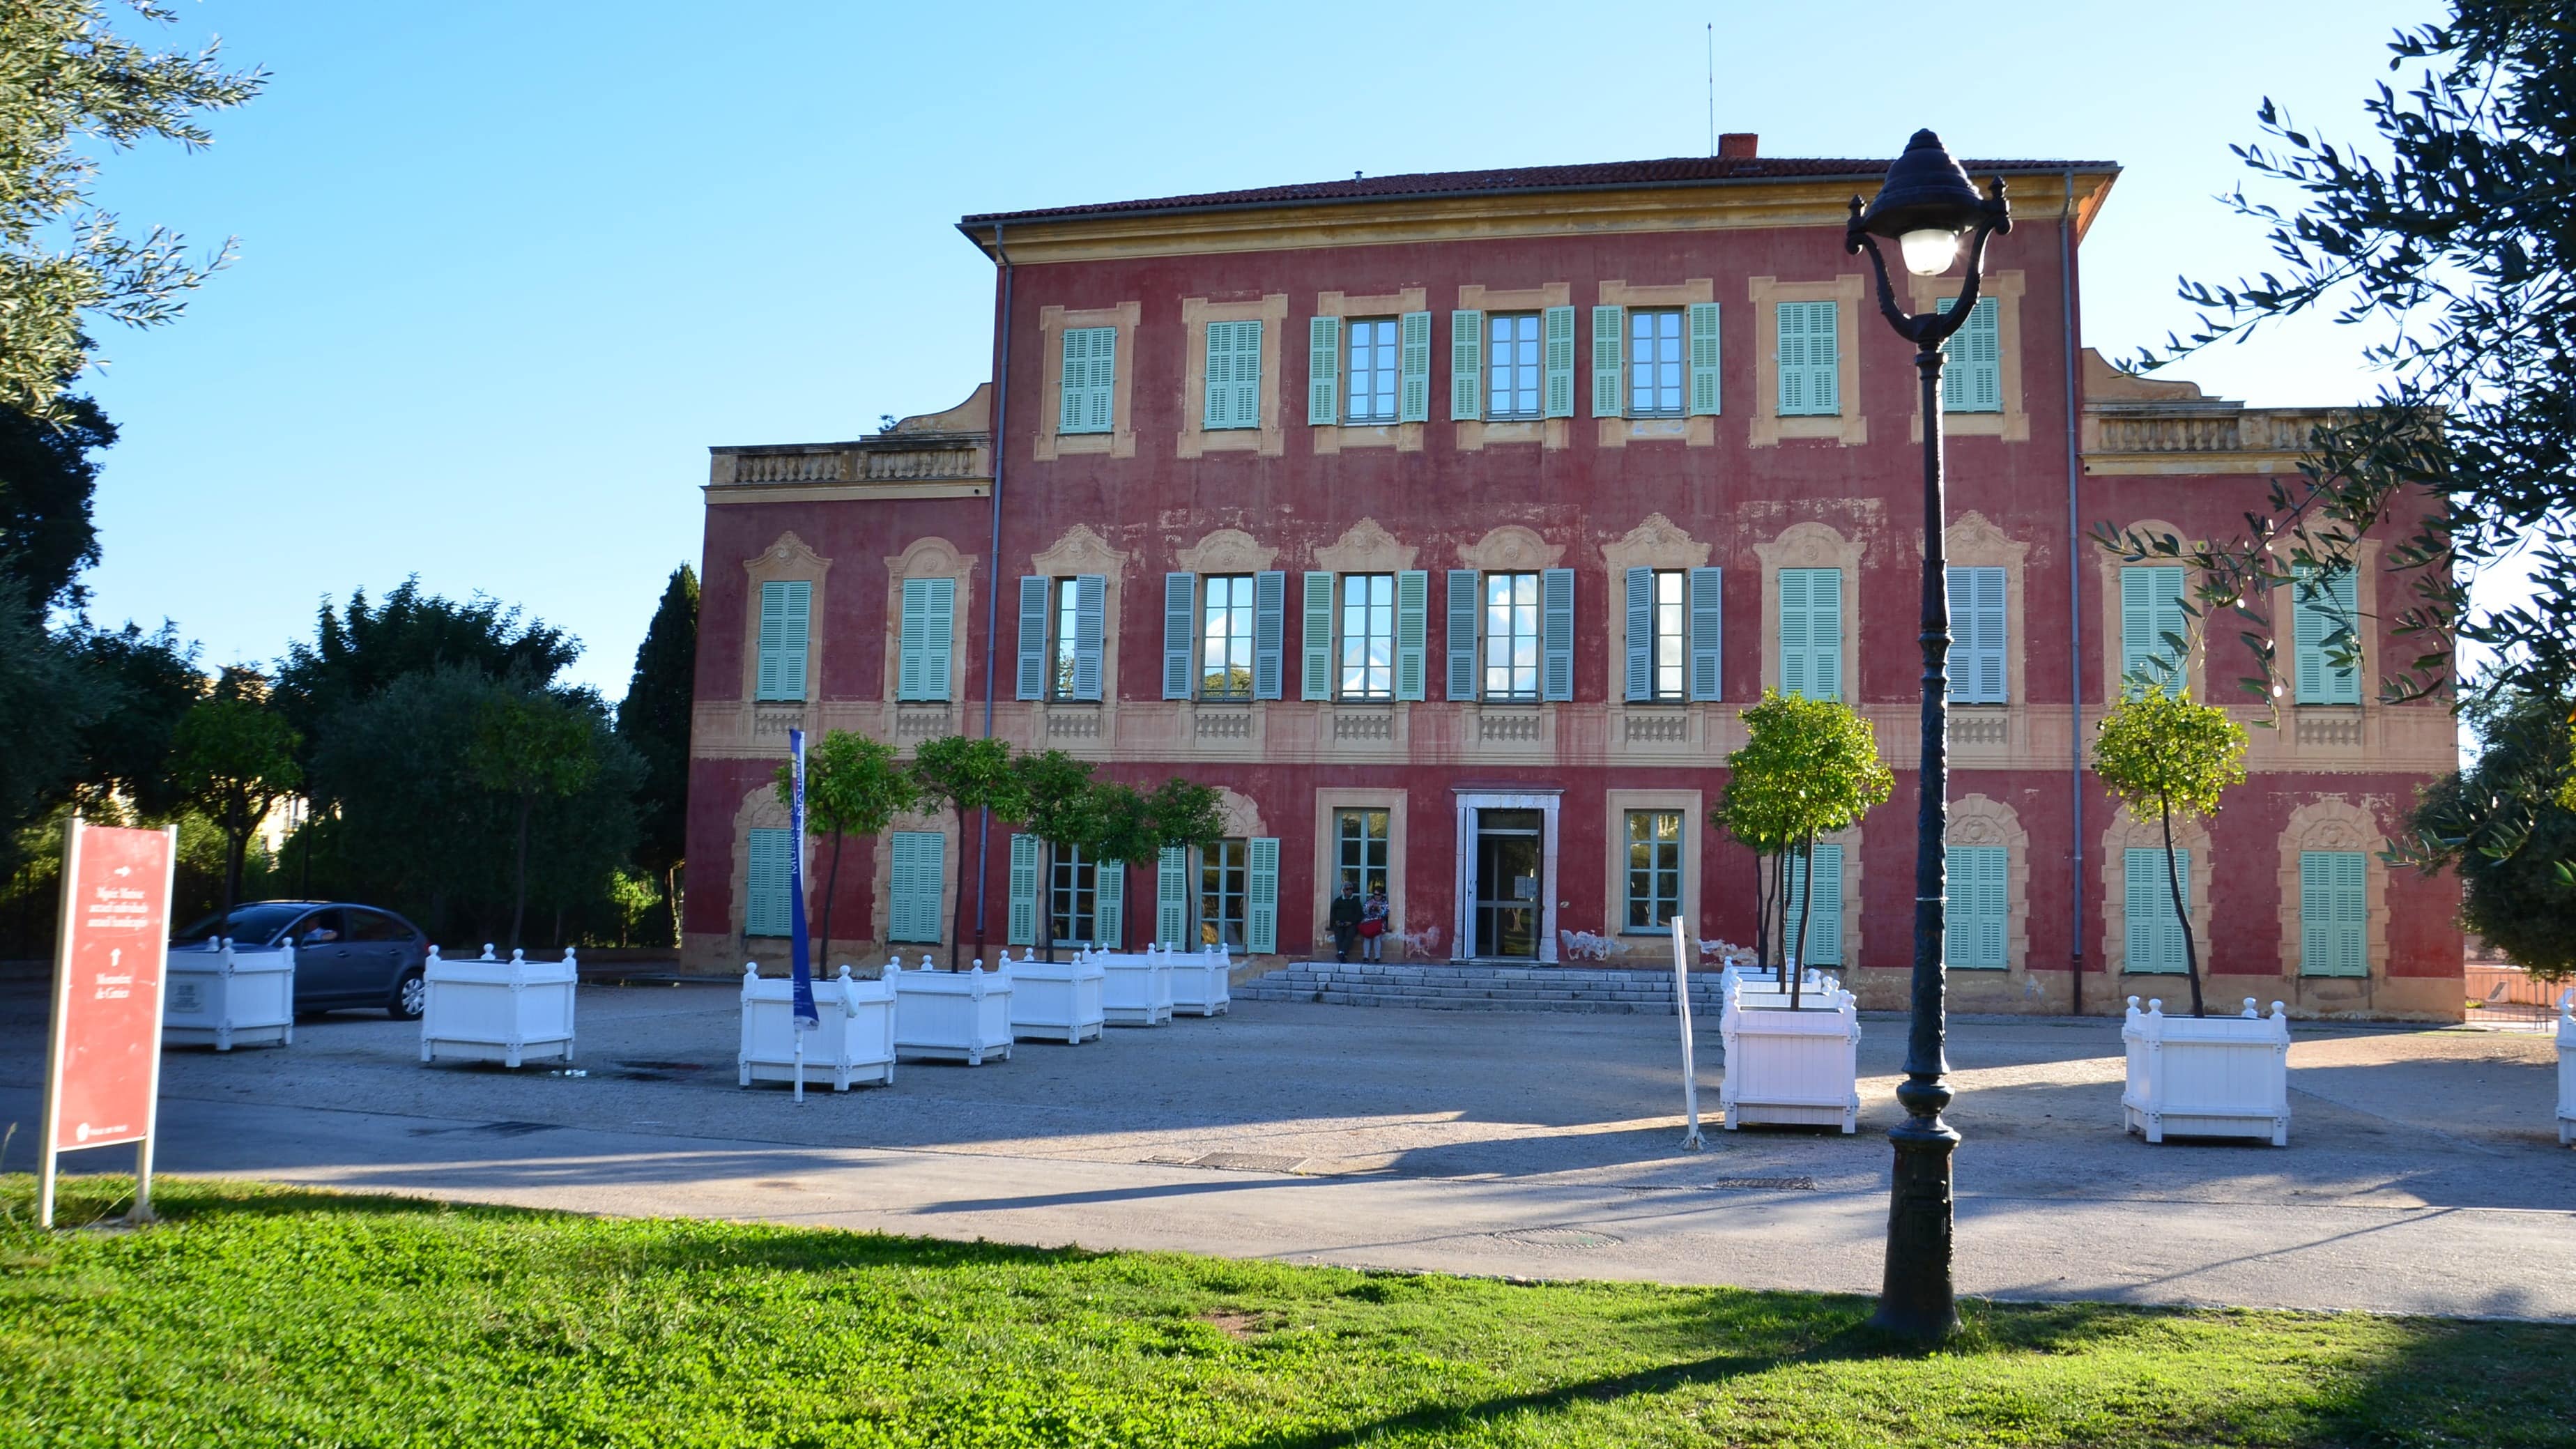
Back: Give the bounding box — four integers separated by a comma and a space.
1453, 790, 1560, 963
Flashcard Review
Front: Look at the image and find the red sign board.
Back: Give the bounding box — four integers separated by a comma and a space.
43, 822, 176, 1157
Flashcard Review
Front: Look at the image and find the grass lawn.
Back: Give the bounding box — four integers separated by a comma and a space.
4, 1178, 2572, 1448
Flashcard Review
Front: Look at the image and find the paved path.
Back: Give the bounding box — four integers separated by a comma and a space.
6, 979, 2570, 1320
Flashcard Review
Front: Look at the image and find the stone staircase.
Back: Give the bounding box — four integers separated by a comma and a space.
1237, 960, 1742, 1014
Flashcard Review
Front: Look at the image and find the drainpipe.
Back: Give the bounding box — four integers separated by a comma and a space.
2060, 169, 2086, 1015
974, 222, 1014, 960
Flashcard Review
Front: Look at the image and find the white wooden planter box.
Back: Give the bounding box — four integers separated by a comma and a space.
1087, 949, 1174, 1026
997, 950, 1104, 1043
1717, 967, 1859, 1132
420, 946, 578, 1068
738, 965, 895, 1090
164, 939, 295, 1050
2556, 990, 2573, 1148
1168, 945, 1231, 1018
2122, 996, 2290, 1146
889, 956, 1014, 1064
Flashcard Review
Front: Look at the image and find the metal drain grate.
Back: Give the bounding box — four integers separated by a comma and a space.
1491, 1226, 1623, 1250
1620, 1176, 1818, 1193
1183, 1151, 1312, 1175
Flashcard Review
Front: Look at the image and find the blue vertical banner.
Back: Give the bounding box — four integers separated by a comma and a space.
786, 728, 818, 1030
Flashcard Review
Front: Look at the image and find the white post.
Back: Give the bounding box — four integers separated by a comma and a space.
1671, 914, 1703, 1151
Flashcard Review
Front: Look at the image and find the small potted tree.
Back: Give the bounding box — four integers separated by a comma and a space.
996, 750, 1108, 1045
1710, 691, 1889, 1131
739, 730, 909, 1089
2093, 687, 2286, 1144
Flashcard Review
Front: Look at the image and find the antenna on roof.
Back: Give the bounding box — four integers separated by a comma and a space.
1706, 24, 1715, 157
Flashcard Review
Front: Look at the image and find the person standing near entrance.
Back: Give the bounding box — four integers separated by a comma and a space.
1359, 885, 1388, 963
1329, 880, 1363, 963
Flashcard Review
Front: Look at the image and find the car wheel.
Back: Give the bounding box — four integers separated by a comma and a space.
391, 970, 426, 1021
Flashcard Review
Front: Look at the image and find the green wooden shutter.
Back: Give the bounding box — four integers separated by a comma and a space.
1784, 844, 1843, 966
2300, 850, 2368, 976
1936, 297, 2001, 413
756, 581, 787, 701
1590, 305, 1624, 418
1777, 300, 1840, 415
1689, 566, 1724, 702
1060, 326, 1115, 435
1398, 310, 1432, 422
2124, 847, 2189, 972
1007, 834, 1039, 946
1779, 567, 1841, 701
1944, 845, 2008, 968
758, 580, 810, 703
1624, 568, 1654, 701
1449, 309, 1482, 420
1245, 836, 1279, 954
1163, 572, 1195, 700
745, 828, 793, 936
1018, 576, 1050, 700
1093, 859, 1124, 949
1542, 305, 1577, 418
1252, 569, 1285, 700
1540, 567, 1574, 702
1301, 571, 1333, 700
917, 576, 954, 702
1155, 846, 1188, 948
890, 831, 944, 943
900, 578, 932, 701
2120, 566, 2187, 696
1069, 573, 1105, 701
1205, 320, 1262, 429
1947, 566, 2007, 704
1447, 569, 1480, 700
2294, 567, 2361, 705
1307, 316, 1341, 425
1687, 301, 1722, 415
1395, 569, 1428, 702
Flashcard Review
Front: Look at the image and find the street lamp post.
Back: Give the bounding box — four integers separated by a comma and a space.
1843, 130, 2011, 1342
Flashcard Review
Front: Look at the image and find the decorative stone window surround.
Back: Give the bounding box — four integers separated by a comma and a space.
2101, 806, 2215, 979
1452, 790, 1561, 964
2269, 537, 2384, 761
1036, 301, 1140, 461
2095, 518, 2205, 707
1454, 282, 1572, 452
1595, 279, 1718, 449
1747, 274, 1869, 447
2275, 797, 2390, 979
1312, 288, 1428, 453
1600, 513, 1713, 708
1946, 794, 2032, 972
1906, 270, 2030, 442
742, 532, 830, 744
1754, 521, 1864, 700
1934, 511, 2030, 762
1167, 527, 1280, 755
1028, 524, 1130, 740
870, 805, 960, 956
728, 783, 799, 949
1603, 788, 1703, 941
1312, 788, 1407, 956
1179, 293, 1289, 459
882, 536, 976, 741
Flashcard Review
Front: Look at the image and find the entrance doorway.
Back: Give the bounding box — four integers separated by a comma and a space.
1473, 808, 1544, 958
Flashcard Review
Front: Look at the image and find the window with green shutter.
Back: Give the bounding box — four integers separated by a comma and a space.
1590, 305, 1624, 418
1542, 305, 1577, 418
1777, 567, 1843, 701
2124, 847, 2191, 972
1308, 316, 1342, 425
1450, 308, 1483, 420
898, 576, 954, 702
745, 827, 795, 937
1777, 300, 1839, 415
2119, 566, 2188, 698
2292, 565, 2362, 705
1092, 857, 1124, 949
1937, 296, 2001, 413
1398, 310, 1433, 423
2299, 850, 2368, 976
1687, 301, 1722, 416
1944, 845, 2008, 968
1059, 325, 1116, 435
1155, 846, 1188, 949
888, 831, 944, 943
1626, 308, 1685, 417
1782, 843, 1844, 966
1006, 834, 1040, 947
1204, 319, 1262, 429
1689, 566, 1724, 702
1946, 565, 2007, 704
756, 580, 811, 703
1245, 837, 1280, 954
1301, 571, 1333, 700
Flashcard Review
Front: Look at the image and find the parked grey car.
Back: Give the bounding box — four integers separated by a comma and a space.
174, 901, 429, 1019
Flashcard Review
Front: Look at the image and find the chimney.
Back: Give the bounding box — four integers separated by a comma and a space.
1717, 132, 1758, 160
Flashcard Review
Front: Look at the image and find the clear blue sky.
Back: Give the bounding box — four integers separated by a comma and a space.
73, 0, 2440, 698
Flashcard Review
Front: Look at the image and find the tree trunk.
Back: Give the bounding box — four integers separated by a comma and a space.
1038, 838, 1057, 964
820, 831, 842, 971
222, 791, 246, 920
2162, 797, 2205, 1018
948, 804, 972, 969
508, 794, 532, 953
1751, 852, 1772, 974
1791, 829, 1818, 1010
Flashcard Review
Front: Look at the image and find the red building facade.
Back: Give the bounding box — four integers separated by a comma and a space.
685, 141, 2462, 1019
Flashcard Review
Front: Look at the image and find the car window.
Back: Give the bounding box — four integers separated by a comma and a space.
344, 910, 410, 943
178, 903, 307, 945
293, 910, 346, 947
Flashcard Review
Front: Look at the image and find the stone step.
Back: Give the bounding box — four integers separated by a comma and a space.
1238, 960, 1749, 1015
